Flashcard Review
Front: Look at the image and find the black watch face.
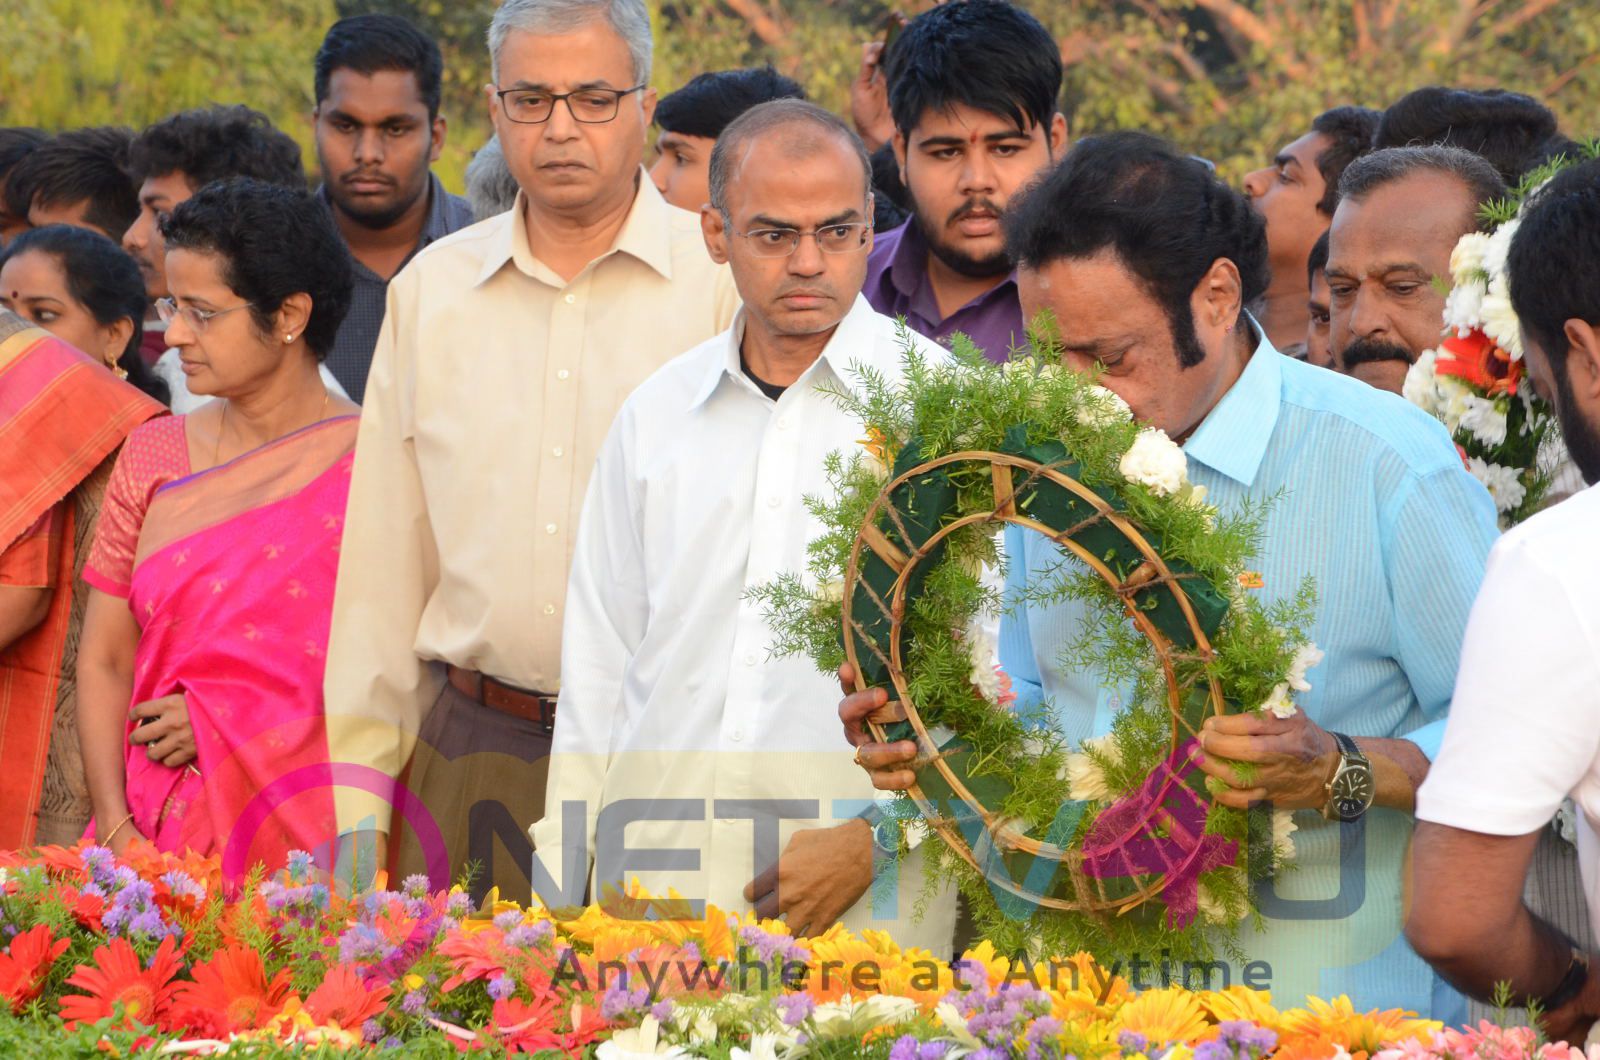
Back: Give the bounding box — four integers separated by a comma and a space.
1331, 767, 1374, 819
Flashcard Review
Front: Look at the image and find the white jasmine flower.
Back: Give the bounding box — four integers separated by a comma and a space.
1435, 374, 1476, 434
1443, 278, 1487, 335
597, 1017, 689, 1059
1079, 385, 1132, 428
1272, 809, 1299, 863
1458, 394, 1509, 448
1285, 642, 1325, 694
1481, 218, 1520, 281
1449, 231, 1492, 285
1467, 456, 1527, 513
1261, 682, 1296, 718
1062, 734, 1120, 801
818, 579, 845, 605
1402, 350, 1440, 412
965, 624, 1002, 702
1479, 276, 1525, 360
1197, 870, 1250, 924
1119, 427, 1189, 497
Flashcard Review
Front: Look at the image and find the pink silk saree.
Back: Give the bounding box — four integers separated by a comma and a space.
121, 416, 358, 880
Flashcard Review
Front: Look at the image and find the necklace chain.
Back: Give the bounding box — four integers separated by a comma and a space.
212, 387, 332, 468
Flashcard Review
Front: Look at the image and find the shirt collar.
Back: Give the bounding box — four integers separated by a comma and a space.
1182, 318, 1283, 488
885, 220, 1019, 314
688, 295, 882, 411
474, 168, 675, 288
419, 172, 457, 243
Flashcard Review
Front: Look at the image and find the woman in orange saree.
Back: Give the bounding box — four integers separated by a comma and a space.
77, 178, 358, 879
0, 312, 164, 850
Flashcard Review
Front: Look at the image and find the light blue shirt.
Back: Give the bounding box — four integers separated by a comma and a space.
999, 334, 1498, 1018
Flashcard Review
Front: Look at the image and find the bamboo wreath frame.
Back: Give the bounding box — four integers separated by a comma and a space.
842, 450, 1229, 916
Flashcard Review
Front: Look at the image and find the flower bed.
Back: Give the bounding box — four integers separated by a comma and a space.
0, 844, 1579, 1058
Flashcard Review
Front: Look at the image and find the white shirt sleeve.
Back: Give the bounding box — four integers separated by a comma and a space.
1415, 523, 1600, 835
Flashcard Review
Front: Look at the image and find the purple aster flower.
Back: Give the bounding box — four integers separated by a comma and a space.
159, 870, 205, 902
285, 849, 314, 881
79, 846, 116, 887
446, 891, 475, 918
493, 910, 524, 931
362, 1019, 385, 1042
775, 992, 814, 1027
1194, 1041, 1234, 1060
890, 1035, 924, 1060
486, 976, 516, 1002
401, 873, 430, 898
402, 989, 431, 1014
650, 1000, 674, 1023
919, 1044, 951, 1060
1119, 1031, 1150, 1055
1218, 1021, 1277, 1056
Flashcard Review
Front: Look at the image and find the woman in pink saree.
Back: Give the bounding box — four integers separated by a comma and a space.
77, 180, 360, 879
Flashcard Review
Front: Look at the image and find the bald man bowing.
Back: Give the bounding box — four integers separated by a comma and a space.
533, 100, 957, 949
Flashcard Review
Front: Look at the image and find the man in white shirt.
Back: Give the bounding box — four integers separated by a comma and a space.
1409, 158, 1600, 1043
533, 99, 957, 951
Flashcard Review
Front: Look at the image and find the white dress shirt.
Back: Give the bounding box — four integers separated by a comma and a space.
1417, 482, 1600, 937
533, 295, 957, 951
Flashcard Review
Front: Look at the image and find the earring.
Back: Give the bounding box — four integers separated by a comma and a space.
112, 364, 128, 380
284, 333, 295, 343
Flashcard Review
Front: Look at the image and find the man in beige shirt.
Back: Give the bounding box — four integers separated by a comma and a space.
323, 0, 738, 900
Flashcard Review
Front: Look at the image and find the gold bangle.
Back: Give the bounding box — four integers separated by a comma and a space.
102, 813, 135, 846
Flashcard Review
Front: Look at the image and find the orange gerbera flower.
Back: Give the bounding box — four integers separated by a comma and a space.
0, 924, 70, 1011
169, 944, 295, 1037
1277, 995, 1440, 1057
59, 935, 184, 1030
303, 964, 392, 1030
437, 927, 515, 992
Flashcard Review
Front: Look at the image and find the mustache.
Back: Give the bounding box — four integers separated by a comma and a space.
946, 197, 1005, 226
1340, 337, 1417, 369
338, 169, 396, 187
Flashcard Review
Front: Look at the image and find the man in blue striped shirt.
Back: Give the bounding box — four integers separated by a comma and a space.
843, 132, 1497, 1019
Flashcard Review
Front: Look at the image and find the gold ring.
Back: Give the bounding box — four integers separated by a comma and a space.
853, 748, 866, 767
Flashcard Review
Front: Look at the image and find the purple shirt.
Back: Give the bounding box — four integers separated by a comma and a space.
863, 221, 1022, 364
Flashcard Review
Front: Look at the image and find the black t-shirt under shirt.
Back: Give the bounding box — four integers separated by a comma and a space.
740, 352, 787, 401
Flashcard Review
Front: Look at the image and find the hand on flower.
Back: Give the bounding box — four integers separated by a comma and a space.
1195, 710, 1337, 811
128, 693, 197, 768
743, 819, 873, 938
106, 821, 149, 857
849, 40, 895, 152
839, 663, 917, 791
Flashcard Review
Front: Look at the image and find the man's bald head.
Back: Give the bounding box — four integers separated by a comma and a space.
707, 99, 871, 223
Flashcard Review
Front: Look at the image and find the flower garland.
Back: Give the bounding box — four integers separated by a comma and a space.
755, 326, 1322, 965
1401, 146, 1600, 526
0, 844, 1576, 1059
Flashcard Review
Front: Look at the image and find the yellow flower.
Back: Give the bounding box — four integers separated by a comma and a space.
1277, 995, 1441, 1056
402, 974, 425, 993
1115, 987, 1212, 1044
1197, 985, 1279, 1032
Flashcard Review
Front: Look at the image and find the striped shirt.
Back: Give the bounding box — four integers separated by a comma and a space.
1000, 331, 1497, 1018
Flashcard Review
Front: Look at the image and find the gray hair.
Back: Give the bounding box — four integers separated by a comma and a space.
488, 0, 652, 86
707, 99, 872, 222
1337, 145, 1507, 229
464, 135, 520, 221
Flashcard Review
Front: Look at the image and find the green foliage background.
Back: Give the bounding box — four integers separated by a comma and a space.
3, 0, 1598, 192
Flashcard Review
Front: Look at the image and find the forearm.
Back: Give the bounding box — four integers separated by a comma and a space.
1356, 735, 1431, 812
77, 657, 133, 827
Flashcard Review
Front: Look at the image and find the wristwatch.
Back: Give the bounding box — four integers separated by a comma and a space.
1533, 942, 1591, 1013
1322, 731, 1375, 822
856, 804, 902, 856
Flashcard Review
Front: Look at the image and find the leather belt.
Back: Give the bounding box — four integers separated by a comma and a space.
446, 665, 557, 735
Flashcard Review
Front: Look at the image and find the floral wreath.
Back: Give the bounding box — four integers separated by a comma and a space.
758, 324, 1320, 964
1401, 146, 1599, 526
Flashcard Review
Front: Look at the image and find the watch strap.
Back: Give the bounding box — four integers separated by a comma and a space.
1533, 942, 1590, 1013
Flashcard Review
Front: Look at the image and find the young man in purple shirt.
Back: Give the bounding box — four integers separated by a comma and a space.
862, 0, 1066, 363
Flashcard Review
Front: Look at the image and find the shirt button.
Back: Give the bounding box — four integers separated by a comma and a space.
767, 495, 781, 509
728, 728, 744, 743
777, 417, 791, 430
564, 293, 575, 305
551, 446, 564, 458
543, 604, 556, 616
544, 523, 558, 534
557, 369, 571, 381
744, 652, 757, 666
